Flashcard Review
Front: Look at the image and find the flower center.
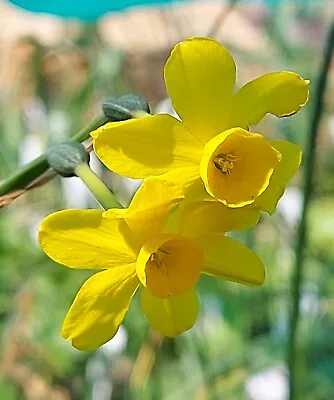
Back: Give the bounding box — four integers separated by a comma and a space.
149, 248, 170, 274
136, 234, 202, 298
199, 127, 282, 207
213, 153, 240, 176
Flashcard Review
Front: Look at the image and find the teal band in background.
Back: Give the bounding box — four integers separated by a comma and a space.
8, 0, 186, 20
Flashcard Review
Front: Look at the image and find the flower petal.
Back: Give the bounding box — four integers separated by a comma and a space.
159, 166, 201, 195
39, 210, 137, 269
196, 234, 265, 286
104, 177, 186, 246
62, 265, 139, 351
141, 287, 199, 337
179, 201, 261, 237
254, 140, 302, 214
165, 37, 236, 143
129, 178, 182, 214
200, 128, 281, 207
136, 234, 202, 298
229, 72, 309, 129
92, 114, 202, 179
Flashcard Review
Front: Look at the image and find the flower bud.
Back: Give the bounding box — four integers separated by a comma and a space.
102, 94, 150, 122
47, 142, 90, 177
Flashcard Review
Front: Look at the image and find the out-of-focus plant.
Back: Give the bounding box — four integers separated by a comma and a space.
287, 20, 334, 400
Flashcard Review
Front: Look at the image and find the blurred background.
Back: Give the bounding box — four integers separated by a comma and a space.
0, 0, 333, 399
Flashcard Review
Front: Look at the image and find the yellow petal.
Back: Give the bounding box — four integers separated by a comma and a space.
104, 177, 186, 246
229, 72, 309, 129
112, 172, 201, 245
200, 128, 281, 207
141, 287, 199, 337
62, 265, 139, 351
136, 234, 202, 298
164, 37, 236, 144
254, 140, 302, 214
159, 166, 201, 195
92, 114, 202, 179
39, 210, 137, 269
179, 201, 261, 237
181, 176, 213, 202
124, 178, 183, 240
196, 234, 265, 286
129, 178, 183, 214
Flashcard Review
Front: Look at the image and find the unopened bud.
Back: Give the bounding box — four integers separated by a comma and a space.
47, 142, 90, 177
103, 94, 150, 122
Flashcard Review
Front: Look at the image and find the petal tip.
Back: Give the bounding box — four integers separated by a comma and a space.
248, 266, 266, 287
90, 122, 114, 140
176, 36, 219, 46
90, 126, 102, 140
259, 267, 266, 285
218, 197, 256, 209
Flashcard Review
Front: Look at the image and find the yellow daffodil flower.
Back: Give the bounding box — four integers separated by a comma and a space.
92, 37, 309, 211
38, 179, 265, 351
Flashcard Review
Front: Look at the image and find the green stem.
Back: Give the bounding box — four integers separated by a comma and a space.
70, 115, 107, 143
0, 114, 107, 196
74, 163, 122, 210
287, 21, 334, 400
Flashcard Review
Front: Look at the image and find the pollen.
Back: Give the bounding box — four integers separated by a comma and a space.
214, 153, 240, 176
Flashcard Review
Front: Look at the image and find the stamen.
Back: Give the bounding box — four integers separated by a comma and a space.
149, 251, 169, 274
213, 153, 240, 176
159, 248, 170, 255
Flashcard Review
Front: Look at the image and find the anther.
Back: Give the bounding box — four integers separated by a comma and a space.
214, 153, 240, 176
149, 251, 168, 274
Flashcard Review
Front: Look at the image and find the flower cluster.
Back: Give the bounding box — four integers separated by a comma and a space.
39, 37, 309, 351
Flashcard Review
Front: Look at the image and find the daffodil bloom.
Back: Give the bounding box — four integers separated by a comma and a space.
38, 179, 265, 351
92, 37, 308, 211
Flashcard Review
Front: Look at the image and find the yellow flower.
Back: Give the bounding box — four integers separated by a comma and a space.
38, 179, 265, 351
92, 37, 308, 210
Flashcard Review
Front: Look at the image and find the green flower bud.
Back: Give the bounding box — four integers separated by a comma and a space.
103, 94, 150, 121
47, 142, 90, 177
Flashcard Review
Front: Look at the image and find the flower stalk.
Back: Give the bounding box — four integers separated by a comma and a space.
74, 163, 122, 210
46, 141, 122, 210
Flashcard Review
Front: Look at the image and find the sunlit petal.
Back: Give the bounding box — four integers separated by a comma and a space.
165, 37, 236, 143
229, 72, 309, 129
92, 114, 202, 178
